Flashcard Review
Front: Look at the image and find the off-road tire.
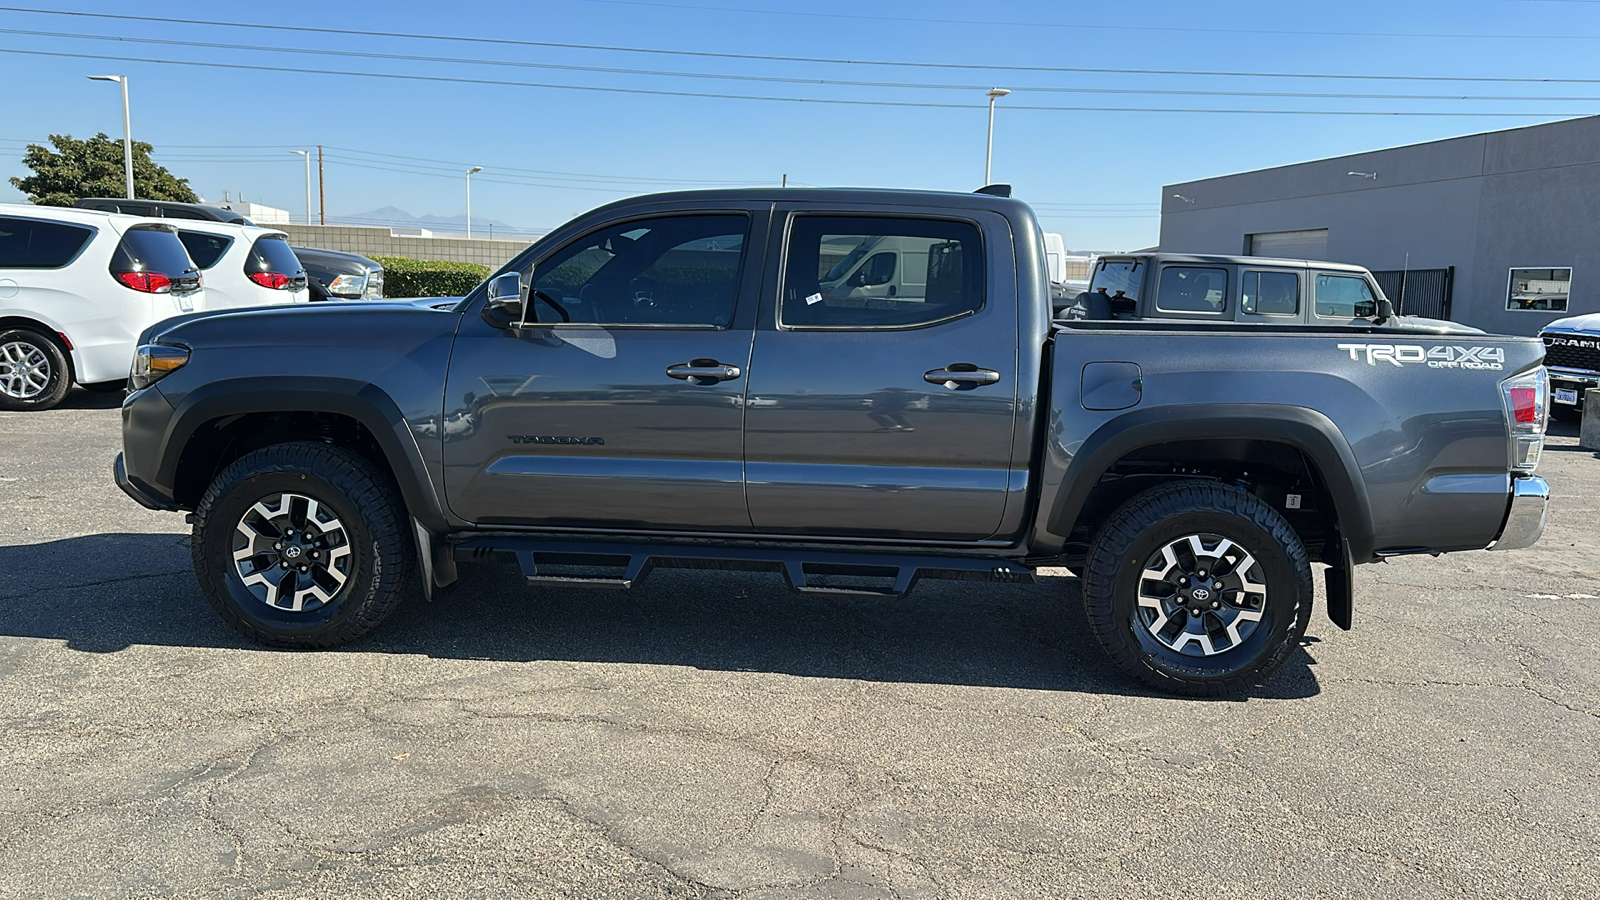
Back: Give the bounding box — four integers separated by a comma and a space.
1082, 481, 1313, 696
191, 441, 413, 647
0, 328, 72, 411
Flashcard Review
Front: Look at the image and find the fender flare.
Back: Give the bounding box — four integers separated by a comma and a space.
159, 376, 450, 532
1045, 403, 1376, 563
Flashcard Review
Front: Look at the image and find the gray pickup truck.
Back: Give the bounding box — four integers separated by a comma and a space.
115, 188, 1552, 696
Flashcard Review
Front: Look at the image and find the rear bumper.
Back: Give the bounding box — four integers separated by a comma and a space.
1490, 476, 1550, 552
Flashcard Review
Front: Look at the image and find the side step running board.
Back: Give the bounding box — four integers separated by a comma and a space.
454, 538, 1035, 598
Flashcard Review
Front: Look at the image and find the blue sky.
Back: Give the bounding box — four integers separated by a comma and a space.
2, 0, 1600, 250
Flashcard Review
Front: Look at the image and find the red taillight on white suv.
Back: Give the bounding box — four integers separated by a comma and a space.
1502, 367, 1548, 471
115, 270, 173, 293
248, 271, 292, 289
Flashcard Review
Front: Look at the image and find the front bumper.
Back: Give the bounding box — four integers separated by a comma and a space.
1548, 368, 1599, 407
1490, 476, 1550, 551
114, 452, 178, 511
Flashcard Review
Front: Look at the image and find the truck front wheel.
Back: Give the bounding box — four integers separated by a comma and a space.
1081, 481, 1313, 696
191, 441, 414, 648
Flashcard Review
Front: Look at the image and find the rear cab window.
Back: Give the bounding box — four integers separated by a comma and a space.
0, 216, 96, 269
1155, 266, 1229, 315
781, 216, 984, 329
1315, 273, 1378, 318
176, 231, 234, 269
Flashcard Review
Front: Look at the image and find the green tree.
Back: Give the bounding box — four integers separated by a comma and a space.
9, 133, 200, 206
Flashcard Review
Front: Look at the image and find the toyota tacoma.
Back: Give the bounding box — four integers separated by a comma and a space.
115, 188, 1552, 695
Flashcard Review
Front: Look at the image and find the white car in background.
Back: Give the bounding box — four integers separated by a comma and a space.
0, 203, 203, 411
172, 222, 310, 310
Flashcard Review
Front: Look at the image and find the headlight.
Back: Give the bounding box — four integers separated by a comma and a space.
131, 343, 190, 390
327, 274, 367, 297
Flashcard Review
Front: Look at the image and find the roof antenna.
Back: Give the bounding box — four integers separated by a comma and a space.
975, 184, 1012, 198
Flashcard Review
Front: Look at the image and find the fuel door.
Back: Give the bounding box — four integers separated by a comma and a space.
1081, 361, 1143, 411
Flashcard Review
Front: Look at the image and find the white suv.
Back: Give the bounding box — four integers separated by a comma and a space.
0, 204, 203, 410
173, 222, 310, 310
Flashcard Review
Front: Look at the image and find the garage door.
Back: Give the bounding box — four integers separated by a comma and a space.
1248, 229, 1328, 260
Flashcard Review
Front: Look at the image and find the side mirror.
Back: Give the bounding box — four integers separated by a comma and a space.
482, 272, 524, 327
1375, 296, 1396, 322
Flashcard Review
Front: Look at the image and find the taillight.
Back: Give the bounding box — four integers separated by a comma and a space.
249, 272, 292, 290
1501, 367, 1548, 472
116, 271, 173, 293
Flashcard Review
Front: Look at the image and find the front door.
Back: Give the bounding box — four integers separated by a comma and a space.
443, 210, 763, 531
742, 211, 1020, 540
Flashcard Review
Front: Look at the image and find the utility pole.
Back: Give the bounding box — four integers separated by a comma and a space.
290, 150, 311, 224
782, 173, 787, 188
317, 145, 326, 225
465, 166, 482, 239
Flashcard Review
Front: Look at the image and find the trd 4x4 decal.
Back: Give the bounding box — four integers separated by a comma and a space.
1337, 343, 1505, 371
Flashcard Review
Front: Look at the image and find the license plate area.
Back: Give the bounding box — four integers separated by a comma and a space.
1555, 388, 1579, 405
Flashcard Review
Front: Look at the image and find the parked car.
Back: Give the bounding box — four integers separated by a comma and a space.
1062, 253, 1482, 335
73, 198, 253, 225
0, 203, 201, 410
292, 246, 384, 301
116, 188, 1550, 696
1537, 314, 1600, 421
172, 222, 310, 311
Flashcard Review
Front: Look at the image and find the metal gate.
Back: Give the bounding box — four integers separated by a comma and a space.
1371, 267, 1454, 319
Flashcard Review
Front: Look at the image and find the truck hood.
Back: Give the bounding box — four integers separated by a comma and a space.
139, 297, 459, 346
1541, 312, 1600, 334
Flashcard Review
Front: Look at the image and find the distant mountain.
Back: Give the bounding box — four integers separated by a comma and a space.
332, 206, 543, 238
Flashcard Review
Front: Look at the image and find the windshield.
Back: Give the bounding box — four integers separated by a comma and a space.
1088, 259, 1144, 305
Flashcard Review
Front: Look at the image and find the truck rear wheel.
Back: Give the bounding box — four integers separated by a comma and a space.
1081, 481, 1312, 696
191, 441, 413, 648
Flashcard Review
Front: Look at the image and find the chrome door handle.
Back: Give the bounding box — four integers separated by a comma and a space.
924, 363, 1000, 389
666, 359, 743, 385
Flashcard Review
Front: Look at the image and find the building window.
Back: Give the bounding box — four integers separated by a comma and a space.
1507, 267, 1571, 313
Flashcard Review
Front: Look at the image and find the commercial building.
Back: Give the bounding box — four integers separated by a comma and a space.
1158, 115, 1600, 335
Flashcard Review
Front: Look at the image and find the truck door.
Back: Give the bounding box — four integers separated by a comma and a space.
742, 210, 1020, 540
442, 209, 764, 530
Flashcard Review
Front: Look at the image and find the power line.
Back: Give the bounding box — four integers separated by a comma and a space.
7, 26, 1600, 102
6, 6, 1600, 85
0, 45, 1590, 117
576, 0, 1600, 41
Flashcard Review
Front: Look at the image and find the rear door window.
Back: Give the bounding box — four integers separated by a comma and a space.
781, 216, 984, 329
1156, 266, 1228, 314
0, 216, 95, 269
1241, 270, 1300, 316
176, 231, 234, 269
1315, 274, 1378, 318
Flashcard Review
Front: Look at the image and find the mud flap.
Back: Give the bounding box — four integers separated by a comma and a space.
1324, 535, 1354, 631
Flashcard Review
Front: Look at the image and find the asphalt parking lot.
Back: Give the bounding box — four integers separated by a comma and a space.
1, 393, 1597, 899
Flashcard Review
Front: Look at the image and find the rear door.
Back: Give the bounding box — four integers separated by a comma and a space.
442, 206, 766, 531
741, 207, 1020, 540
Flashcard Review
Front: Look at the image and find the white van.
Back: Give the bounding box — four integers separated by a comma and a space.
172, 222, 310, 310
0, 204, 203, 410
817, 235, 940, 302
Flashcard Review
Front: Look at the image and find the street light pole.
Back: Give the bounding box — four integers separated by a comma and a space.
465, 166, 482, 239
289, 150, 311, 224
984, 88, 1010, 186
88, 75, 134, 199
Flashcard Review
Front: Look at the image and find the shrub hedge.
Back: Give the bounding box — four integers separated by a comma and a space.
372, 255, 491, 298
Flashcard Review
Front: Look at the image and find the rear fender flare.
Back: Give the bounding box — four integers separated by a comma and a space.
1045, 403, 1376, 563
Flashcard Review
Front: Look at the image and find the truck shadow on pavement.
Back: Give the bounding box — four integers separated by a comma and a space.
0, 533, 1322, 700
